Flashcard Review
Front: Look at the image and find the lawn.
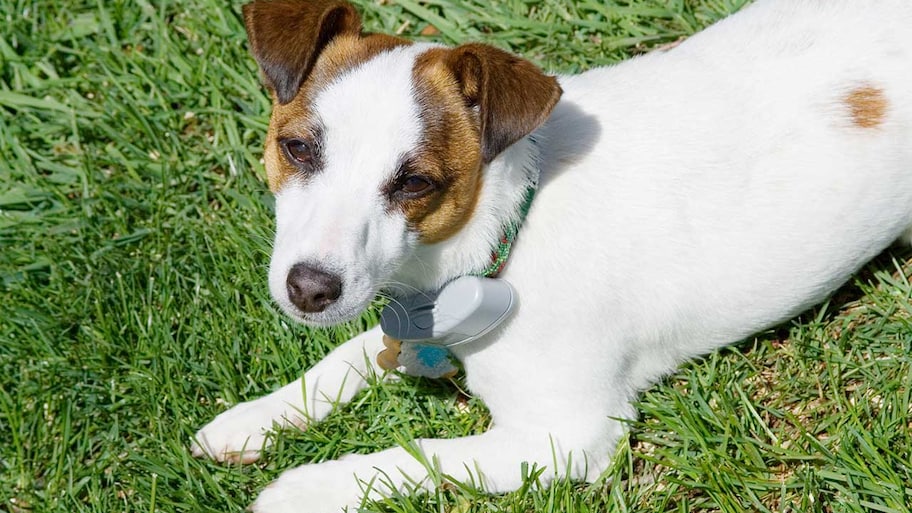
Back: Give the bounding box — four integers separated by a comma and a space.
1, 0, 911, 512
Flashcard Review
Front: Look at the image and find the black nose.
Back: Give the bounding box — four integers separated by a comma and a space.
285, 263, 343, 313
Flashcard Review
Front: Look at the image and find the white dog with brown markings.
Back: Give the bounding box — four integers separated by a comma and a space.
191, 0, 912, 510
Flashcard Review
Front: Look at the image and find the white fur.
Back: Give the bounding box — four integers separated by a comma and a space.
267, 44, 435, 326
195, 1, 912, 511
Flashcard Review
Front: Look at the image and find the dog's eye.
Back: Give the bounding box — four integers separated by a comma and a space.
281, 138, 314, 169
387, 160, 437, 201
395, 175, 435, 199
401, 176, 432, 194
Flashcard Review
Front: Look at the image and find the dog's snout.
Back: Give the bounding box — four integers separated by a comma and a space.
286, 264, 343, 313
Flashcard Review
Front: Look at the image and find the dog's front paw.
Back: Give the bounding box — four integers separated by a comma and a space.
192, 397, 302, 464
250, 461, 370, 513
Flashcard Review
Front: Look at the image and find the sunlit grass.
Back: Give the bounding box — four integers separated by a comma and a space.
2, 0, 909, 511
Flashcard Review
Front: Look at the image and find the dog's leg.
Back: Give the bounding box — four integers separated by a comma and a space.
249, 401, 629, 513
192, 325, 386, 463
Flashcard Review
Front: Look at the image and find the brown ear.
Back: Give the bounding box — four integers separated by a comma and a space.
444, 43, 562, 163
242, 0, 361, 104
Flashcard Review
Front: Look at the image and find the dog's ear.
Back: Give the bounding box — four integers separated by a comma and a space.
242, 0, 362, 104
445, 43, 562, 163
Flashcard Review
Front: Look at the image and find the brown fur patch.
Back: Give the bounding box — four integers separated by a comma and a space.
263, 99, 314, 192
243, 0, 362, 105
404, 49, 485, 243
262, 34, 410, 192
400, 45, 561, 243
442, 43, 561, 163
845, 85, 888, 129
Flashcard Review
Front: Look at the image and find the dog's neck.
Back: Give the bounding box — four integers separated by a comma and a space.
390, 136, 541, 293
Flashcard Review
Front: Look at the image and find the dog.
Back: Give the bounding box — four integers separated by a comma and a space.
191, 0, 912, 511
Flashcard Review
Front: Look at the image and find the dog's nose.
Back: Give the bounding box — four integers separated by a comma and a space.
286, 263, 343, 313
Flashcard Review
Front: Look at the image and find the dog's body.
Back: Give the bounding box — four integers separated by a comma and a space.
193, 0, 912, 510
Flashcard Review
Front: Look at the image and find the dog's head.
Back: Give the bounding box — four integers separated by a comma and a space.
243, 0, 561, 326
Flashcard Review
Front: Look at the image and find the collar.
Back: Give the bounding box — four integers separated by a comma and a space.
477, 182, 537, 278
377, 146, 540, 378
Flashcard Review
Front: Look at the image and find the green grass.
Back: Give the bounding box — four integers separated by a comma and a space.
2, 0, 910, 512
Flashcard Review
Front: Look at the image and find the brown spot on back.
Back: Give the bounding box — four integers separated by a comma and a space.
844, 85, 888, 129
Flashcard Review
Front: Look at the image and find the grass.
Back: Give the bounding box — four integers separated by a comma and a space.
1, 0, 910, 511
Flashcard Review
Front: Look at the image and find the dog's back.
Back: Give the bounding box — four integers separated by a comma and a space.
510, 0, 912, 384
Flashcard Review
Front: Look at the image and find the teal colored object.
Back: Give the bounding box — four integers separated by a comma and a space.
396, 343, 459, 379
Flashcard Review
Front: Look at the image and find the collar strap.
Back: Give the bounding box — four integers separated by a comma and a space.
477, 183, 537, 278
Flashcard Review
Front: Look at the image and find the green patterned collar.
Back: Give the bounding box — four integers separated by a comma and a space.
477, 182, 537, 278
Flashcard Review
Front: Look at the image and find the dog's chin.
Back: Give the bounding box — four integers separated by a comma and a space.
276, 297, 373, 328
